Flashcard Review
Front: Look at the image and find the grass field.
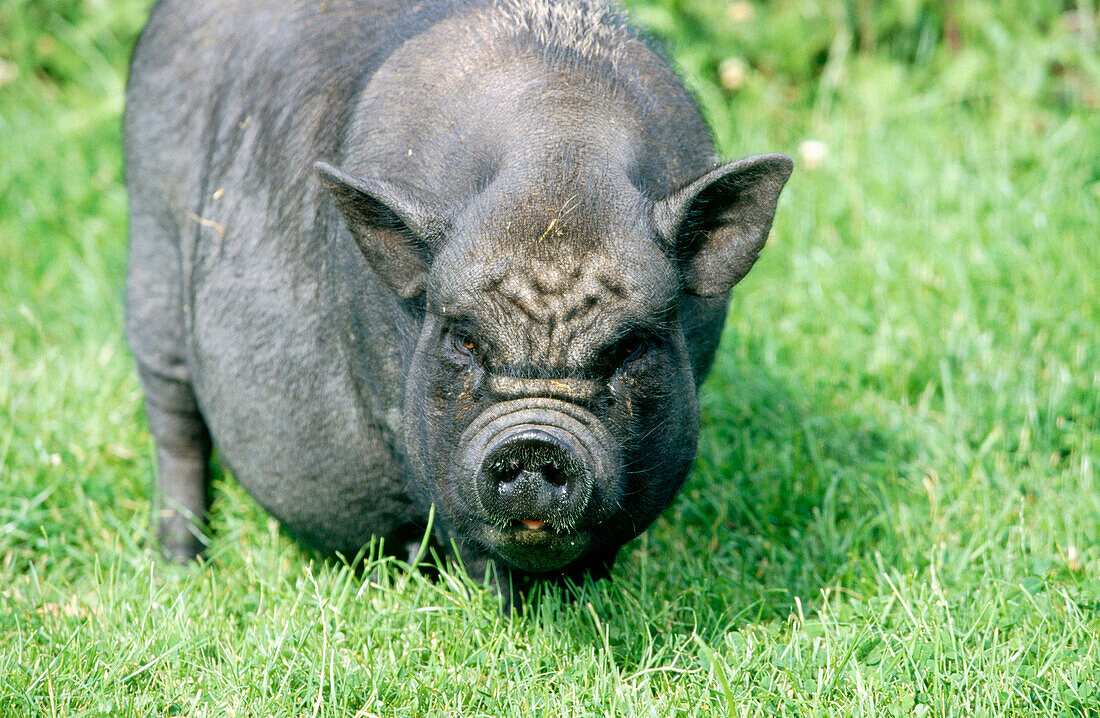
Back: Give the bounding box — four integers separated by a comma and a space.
1, 0, 1098, 715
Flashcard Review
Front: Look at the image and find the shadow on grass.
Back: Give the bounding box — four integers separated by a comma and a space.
185, 330, 920, 674
517, 335, 922, 668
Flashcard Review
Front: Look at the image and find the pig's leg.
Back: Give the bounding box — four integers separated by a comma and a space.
448, 540, 620, 612
490, 552, 618, 613
127, 210, 211, 561
141, 378, 212, 561
560, 548, 618, 585
444, 539, 526, 612
482, 558, 528, 615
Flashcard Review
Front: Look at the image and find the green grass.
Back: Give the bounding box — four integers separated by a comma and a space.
1, 0, 1098, 715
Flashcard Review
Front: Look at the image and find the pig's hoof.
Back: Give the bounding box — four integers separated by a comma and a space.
157, 528, 206, 563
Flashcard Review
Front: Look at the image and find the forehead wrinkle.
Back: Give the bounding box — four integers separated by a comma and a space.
463, 272, 601, 369
500, 251, 677, 363
433, 203, 681, 365
495, 259, 593, 321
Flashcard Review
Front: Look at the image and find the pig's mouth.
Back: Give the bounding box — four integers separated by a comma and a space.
453, 397, 620, 573
479, 521, 591, 573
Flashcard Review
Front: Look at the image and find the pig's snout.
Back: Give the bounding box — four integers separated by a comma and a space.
478, 428, 591, 528
456, 398, 621, 542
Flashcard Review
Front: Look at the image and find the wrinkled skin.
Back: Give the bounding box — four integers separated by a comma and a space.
396, 177, 701, 580
125, 0, 792, 602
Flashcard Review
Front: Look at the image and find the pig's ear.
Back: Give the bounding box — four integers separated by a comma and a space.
652, 153, 793, 297
315, 161, 445, 299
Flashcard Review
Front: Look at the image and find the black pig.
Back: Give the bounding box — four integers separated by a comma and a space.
125, 0, 792, 596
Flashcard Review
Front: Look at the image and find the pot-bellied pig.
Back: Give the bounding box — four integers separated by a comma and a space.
125, 0, 792, 597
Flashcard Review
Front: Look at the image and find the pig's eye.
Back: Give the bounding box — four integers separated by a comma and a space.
449, 330, 479, 358
604, 333, 652, 372
619, 335, 649, 364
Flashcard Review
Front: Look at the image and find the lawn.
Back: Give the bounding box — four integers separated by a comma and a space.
1, 0, 1098, 715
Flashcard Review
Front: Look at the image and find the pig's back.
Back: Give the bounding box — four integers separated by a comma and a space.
125, 0, 446, 552
125, 0, 444, 253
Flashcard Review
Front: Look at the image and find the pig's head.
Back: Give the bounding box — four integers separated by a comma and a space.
316, 153, 791, 575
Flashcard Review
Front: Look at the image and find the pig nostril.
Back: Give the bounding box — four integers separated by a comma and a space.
540, 460, 567, 487
478, 427, 590, 523
489, 457, 524, 486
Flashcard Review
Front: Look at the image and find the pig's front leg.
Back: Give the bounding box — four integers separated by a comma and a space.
449, 538, 620, 613
143, 389, 212, 561
441, 538, 526, 613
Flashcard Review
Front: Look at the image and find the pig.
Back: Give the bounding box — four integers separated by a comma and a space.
125, 0, 792, 598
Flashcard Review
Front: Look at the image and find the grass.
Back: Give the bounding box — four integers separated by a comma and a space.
1, 0, 1098, 715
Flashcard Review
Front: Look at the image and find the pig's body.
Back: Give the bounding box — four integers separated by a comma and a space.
126, 0, 790, 590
